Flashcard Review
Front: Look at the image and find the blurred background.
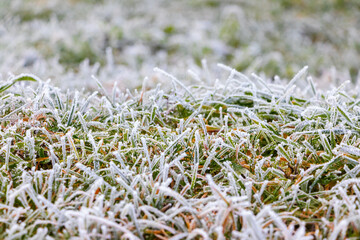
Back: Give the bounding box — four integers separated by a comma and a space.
0, 0, 359, 90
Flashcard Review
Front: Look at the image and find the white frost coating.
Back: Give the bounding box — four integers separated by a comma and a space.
0, 63, 360, 238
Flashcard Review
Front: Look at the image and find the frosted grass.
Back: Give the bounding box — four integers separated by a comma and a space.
1, 65, 360, 238
2, 0, 360, 92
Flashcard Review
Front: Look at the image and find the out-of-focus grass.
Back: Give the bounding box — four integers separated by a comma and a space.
59, 41, 103, 68
1, 0, 359, 89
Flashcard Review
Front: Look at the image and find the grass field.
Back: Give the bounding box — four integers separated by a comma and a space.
1, 0, 360, 89
1, 0, 360, 239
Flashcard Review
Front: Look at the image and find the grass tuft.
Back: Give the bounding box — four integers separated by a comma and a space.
0, 66, 360, 238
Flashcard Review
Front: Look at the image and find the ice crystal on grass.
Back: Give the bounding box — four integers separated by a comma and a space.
2, 66, 360, 239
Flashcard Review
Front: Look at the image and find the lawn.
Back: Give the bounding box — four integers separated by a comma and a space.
1, 0, 360, 239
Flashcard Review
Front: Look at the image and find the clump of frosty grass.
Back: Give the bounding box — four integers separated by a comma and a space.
1, 65, 360, 239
